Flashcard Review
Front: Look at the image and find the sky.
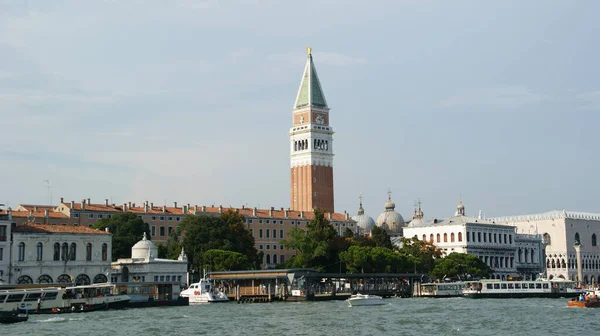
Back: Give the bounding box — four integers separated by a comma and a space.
1, 0, 599, 220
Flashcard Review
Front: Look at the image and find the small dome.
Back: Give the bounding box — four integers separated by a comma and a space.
352, 196, 375, 233
408, 217, 424, 228
457, 201, 464, 209
375, 191, 405, 235
131, 232, 158, 259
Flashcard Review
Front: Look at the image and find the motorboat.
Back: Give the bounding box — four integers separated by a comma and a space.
0, 283, 131, 314
346, 293, 385, 307
568, 290, 600, 308
180, 278, 229, 304
0, 310, 28, 324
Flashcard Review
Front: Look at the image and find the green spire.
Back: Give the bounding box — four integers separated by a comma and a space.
294, 48, 328, 109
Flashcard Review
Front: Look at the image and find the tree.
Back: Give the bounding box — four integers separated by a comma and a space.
340, 245, 411, 273
370, 226, 393, 249
397, 236, 443, 273
342, 227, 355, 239
281, 208, 340, 271
430, 252, 493, 280
203, 249, 252, 271
157, 228, 181, 259
93, 212, 150, 261
180, 211, 259, 273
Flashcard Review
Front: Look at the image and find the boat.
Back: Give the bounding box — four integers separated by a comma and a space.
0, 283, 131, 314
180, 278, 229, 304
568, 290, 600, 308
0, 310, 29, 324
346, 293, 385, 306
114, 282, 189, 308
463, 278, 585, 299
419, 282, 466, 298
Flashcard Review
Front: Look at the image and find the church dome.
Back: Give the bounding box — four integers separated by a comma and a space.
351, 198, 375, 233
375, 191, 405, 235
408, 217, 424, 228
131, 232, 158, 259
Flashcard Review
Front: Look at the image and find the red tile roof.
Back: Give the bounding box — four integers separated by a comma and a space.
13, 223, 111, 235
10, 210, 69, 219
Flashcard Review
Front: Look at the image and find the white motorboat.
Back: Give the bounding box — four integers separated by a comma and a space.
347, 293, 385, 306
180, 278, 229, 304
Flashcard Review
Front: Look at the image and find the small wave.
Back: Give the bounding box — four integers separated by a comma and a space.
34, 316, 67, 323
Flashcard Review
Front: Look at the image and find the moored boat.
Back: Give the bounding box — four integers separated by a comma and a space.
180, 278, 229, 304
419, 282, 466, 298
463, 278, 584, 299
0, 283, 130, 314
347, 293, 385, 306
114, 282, 189, 308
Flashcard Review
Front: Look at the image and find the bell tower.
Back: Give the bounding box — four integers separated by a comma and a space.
290, 47, 335, 213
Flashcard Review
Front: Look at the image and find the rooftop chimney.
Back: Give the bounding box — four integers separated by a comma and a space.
144, 203, 148, 213
34, 206, 37, 212
123, 203, 128, 212
87, 198, 91, 205
105, 199, 109, 206
128, 202, 132, 209
183, 205, 188, 215
162, 206, 166, 213
150, 202, 154, 210
346, 212, 350, 220
44, 209, 49, 218
269, 207, 273, 217
328, 213, 332, 220
280, 207, 284, 211
29, 210, 33, 216
284, 209, 288, 218
71, 201, 75, 209
253, 207, 257, 216
105, 227, 110, 233
132, 203, 135, 208
201, 205, 206, 212
60, 197, 64, 203
242, 205, 245, 209
173, 202, 178, 208
194, 205, 198, 213
300, 211, 304, 219
219, 205, 223, 213
81, 200, 86, 210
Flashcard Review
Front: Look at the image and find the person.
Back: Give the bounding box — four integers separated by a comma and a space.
37, 297, 42, 311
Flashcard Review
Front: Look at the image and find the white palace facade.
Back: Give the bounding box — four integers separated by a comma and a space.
404, 202, 544, 280
492, 210, 600, 285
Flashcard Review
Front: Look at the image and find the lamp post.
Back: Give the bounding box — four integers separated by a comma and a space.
574, 240, 583, 287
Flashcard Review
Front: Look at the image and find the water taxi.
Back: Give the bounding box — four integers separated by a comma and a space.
568, 290, 600, 308
0, 283, 130, 314
419, 282, 466, 298
463, 278, 584, 299
347, 293, 385, 306
180, 278, 229, 304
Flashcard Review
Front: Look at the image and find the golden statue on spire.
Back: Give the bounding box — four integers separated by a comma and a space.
307, 46, 312, 55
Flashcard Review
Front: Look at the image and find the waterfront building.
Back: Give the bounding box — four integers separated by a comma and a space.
375, 190, 405, 237
289, 47, 335, 213
111, 233, 188, 285
492, 210, 600, 285
351, 195, 375, 235
404, 201, 543, 280
0, 210, 11, 284
9, 223, 112, 285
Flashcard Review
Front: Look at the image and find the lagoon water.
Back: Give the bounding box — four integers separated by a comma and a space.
3, 297, 597, 336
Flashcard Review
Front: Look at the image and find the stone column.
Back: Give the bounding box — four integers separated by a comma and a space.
574, 242, 583, 286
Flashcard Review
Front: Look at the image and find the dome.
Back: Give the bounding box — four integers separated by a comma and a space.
352, 196, 375, 233
407, 217, 424, 228
131, 232, 158, 259
375, 191, 405, 234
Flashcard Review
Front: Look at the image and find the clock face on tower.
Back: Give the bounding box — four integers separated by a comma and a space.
315, 114, 324, 125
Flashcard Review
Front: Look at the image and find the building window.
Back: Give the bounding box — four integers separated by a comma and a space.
259, 245, 263, 250
250, 229, 253, 235
592, 234, 597, 247
458, 232, 462, 242
266, 229, 270, 239
259, 220, 263, 224
18, 242, 25, 261
493, 233, 497, 243
280, 255, 285, 264
168, 217, 173, 221
74, 213, 79, 218
160, 216, 165, 221
152, 216, 156, 220
575, 232, 581, 244
160, 276, 164, 281
443, 233, 448, 242
248, 219, 253, 224
450, 233, 455, 243
168, 227, 173, 235
436, 234, 440, 243
70, 243, 77, 260
273, 245, 277, 250
266, 245, 270, 250
0, 247, 3, 260
280, 221, 283, 225
280, 230, 284, 239
98, 214, 103, 219
266, 220, 270, 224
151, 226, 156, 236
429, 234, 434, 243
259, 229, 263, 238
0, 225, 6, 241
86, 243, 92, 261
61, 243, 68, 261
488, 233, 492, 243
273, 254, 278, 264
266, 254, 271, 264
102, 243, 108, 261
176, 217, 180, 222
36, 242, 43, 261
88, 214, 94, 219
160, 227, 165, 236
272, 229, 277, 239
280, 245, 284, 250
53, 243, 60, 261
154, 276, 159, 282
422, 234, 426, 241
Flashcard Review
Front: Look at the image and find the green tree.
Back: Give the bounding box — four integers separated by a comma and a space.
157, 228, 182, 259
180, 211, 259, 273
93, 212, 150, 261
397, 236, 443, 273
340, 245, 410, 273
342, 227, 355, 239
203, 249, 251, 271
281, 209, 340, 271
430, 252, 493, 280
370, 226, 393, 249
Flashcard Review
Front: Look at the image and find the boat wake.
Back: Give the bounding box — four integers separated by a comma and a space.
33, 316, 68, 323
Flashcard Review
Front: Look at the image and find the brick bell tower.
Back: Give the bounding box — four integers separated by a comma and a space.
290, 47, 335, 213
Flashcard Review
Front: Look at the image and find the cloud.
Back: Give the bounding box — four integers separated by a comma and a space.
438, 87, 550, 108
575, 91, 600, 111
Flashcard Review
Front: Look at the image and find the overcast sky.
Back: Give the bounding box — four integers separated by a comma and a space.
1, 0, 599, 220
